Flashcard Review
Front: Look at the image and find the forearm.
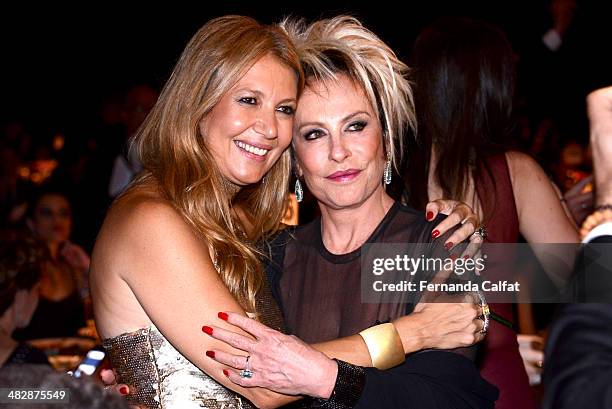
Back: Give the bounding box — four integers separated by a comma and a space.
311, 315, 426, 367
312, 335, 372, 366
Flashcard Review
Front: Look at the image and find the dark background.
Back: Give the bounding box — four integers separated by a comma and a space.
3, 1, 611, 138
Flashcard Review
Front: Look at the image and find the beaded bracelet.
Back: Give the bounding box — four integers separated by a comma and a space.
579, 204, 612, 239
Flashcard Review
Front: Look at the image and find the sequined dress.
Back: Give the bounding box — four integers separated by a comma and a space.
102, 283, 285, 409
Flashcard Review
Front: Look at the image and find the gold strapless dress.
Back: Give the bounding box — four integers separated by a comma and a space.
102, 284, 286, 408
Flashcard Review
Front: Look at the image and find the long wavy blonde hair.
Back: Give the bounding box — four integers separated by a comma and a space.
283, 16, 415, 172
130, 15, 304, 313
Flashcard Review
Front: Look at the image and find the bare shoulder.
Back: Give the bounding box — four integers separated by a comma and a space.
91, 183, 200, 281
505, 150, 544, 176
505, 150, 548, 187
107, 187, 181, 235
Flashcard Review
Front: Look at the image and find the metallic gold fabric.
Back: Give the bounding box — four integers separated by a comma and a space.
103, 325, 254, 408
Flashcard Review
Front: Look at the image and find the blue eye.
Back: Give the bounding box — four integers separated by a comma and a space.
277, 106, 295, 115
238, 97, 257, 105
347, 121, 367, 132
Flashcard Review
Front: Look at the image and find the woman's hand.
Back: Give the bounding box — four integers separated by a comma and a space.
394, 295, 485, 353
60, 241, 91, 272
100, 369, 141, 409
204, 312, 337, 399
426, 199, 483, 258
517, 334, 544, 386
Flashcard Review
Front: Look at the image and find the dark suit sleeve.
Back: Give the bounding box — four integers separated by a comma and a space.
543, 235, 612, 409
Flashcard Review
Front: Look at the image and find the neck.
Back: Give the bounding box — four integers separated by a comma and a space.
47, 242, 60, 260
221, 177, 242, 200
319, 186, 394, 254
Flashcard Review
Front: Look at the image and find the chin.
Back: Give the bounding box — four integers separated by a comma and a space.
230, 172, 266, 186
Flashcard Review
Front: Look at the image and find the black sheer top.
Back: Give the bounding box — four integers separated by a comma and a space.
265, 202, 498, 408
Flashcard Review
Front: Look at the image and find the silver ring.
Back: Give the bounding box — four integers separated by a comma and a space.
473, 226, 487, 240
239, 355, 253, 379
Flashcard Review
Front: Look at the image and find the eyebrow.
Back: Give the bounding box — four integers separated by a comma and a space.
298, 110, 371, 129
236, 88, 296, 105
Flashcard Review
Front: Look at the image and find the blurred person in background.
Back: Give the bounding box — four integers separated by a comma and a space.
13, 188, 89, 340
543, 86, 612, 409
0, 237, 49, 367
107, 84, 158, 198
403, 17, 580, 408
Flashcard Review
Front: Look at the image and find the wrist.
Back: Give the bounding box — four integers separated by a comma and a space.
311, 357, 338, 399
580, 204, 612, 240
311, 360, 365, 408
596, 192, 612, 208
393, 314, 426, 353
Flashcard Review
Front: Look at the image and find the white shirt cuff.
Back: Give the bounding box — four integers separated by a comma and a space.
583, 222, 612, 243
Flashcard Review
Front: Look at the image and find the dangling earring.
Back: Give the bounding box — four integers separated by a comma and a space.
295, 178, 304, 202
383, 154, 392, 185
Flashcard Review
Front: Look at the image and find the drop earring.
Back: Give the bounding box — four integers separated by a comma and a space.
383, 154, 392, 185
295, 179, 303, 202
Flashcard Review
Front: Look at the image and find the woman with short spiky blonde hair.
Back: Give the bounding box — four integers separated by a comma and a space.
283, 15, 415, 175
205, 16, 497, 409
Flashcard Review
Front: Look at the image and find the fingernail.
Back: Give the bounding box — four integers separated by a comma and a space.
431, 230, 440, 239
206, 350, 215, 359
444, 242, 453, 251
218, 312, 229, 321
464, 255, 470, 260
202, 326, 213, 335
450, 254, 457, 261
223, 369, 229, 377
119, 386, 129, 395
426, 211, 434, 221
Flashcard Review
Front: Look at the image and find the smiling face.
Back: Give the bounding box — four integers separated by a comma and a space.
293, 75, 387, 210
200, 54, 298, 186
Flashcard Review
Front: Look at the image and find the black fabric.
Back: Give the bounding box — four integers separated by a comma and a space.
13, 292, 85, 340
311, 359, 366, 409
543, 234, 612, 409
4, 343, 50, 366
358, 352, 497, 409
266, 202, 498, 408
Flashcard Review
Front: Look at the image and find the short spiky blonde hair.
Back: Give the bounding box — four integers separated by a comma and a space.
282, 16, 415, 171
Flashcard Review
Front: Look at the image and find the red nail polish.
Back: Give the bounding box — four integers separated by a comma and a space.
218, 312, 229, 321
202, 326, 213, 335
119, 386, 129, 395
450, 254, 458, 261
206, 350, 215, 359
223, 369, 229, 377
426, 211, 434, 221
444, 242, 453, 251
464, 255, 470, 260
431, 230, 440, 239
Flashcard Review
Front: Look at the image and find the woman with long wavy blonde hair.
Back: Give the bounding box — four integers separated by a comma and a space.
91, 15, 305, 408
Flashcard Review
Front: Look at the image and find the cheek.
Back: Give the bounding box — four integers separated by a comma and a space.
35, 216, 53, 230
202, 107, 249, 146
293, 145, 321, 179
361, 135, 385, 168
